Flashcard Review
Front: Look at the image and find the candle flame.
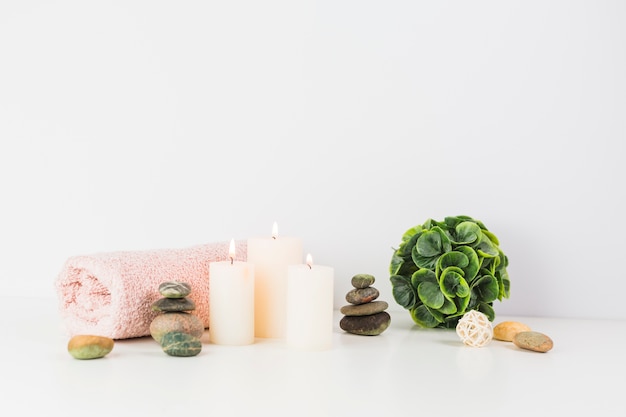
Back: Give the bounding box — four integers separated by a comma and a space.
229, 238, 235, 264
272, 221, 278, 239
306, 253, 313, 269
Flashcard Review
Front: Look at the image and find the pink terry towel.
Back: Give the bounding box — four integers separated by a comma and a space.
55, 241, 247, 340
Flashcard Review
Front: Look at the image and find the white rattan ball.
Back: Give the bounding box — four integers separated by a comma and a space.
456, 310, 493, 347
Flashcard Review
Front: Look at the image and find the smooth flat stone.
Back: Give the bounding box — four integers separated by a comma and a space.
345, 287, 379, 305
340, 311, 391, 336
158, 281, 192, 298
68, 335, 114, 360
152, 297, 196, 312
340, 301, 388, 316
150, 312, 204, 344
161, 332, 202, 357
513, 331, 554, 352
351, 274, 375, 289
493, 321, 532, 342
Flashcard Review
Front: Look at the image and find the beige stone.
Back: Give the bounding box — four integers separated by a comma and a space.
513, 331, 554, 353
150, 312, 204, 344
68, 335, 114, 359
493, 321, 531, 342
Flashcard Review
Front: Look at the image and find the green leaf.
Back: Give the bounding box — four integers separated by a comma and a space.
390, 243, 420, 276
412, 245, 439, 270
481, 228, 500, 246
455, 293, 470, 315
389, 251, 403, 275
410, 305, 441, 328
401, 225, 423, 242
472, 274, 499, 303
422, 218, 434, 229
439, 296, 458, 315
477, 303, 495, 321
439, 267, 470, 298
411, 268, 437, 288
444, 215, 475, 229
475, 219, 487, 230
399, 261, 419, 277
390, 275, 417, 309
436, 251, 469, 276
416, 229, 445, 257
483, 257, 496, 275
475, 233, 499, 258
418, 281, 445, 309
468, 290, 479, 310
455, 246, 480, 282
437, 227, 453, 253
501, 252, 509, 269
453, 221, 482, 245
492, 254, 501, 270
497, 269, 511, 299
397, 231, 422, 257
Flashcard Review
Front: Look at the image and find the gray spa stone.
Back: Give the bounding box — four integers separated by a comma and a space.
340, 311, 391, 336
151, 297, 196, 312
340, 300, 388, 316
158, 281, 192, 298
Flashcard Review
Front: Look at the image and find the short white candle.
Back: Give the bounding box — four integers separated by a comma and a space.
208, 239, 255, 345
286, 254, 335, 350
247, 222, 303, 338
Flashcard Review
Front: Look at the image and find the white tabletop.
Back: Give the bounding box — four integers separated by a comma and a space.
4, 296, 624, 416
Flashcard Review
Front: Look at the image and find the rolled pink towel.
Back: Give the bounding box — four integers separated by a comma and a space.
55, 241, 247, 340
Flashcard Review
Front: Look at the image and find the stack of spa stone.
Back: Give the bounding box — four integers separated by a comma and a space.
339, 274, 391, 336
149, 281, 204, 357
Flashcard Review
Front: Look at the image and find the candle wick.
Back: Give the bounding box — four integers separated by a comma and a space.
272, 236, 277, 240
307, 263, 312, 270
230, 257, 234, 265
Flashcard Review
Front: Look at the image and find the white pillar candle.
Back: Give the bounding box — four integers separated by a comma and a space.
247, 222, 303, 338
209, 239, 255, 345
286, 254, 335, 350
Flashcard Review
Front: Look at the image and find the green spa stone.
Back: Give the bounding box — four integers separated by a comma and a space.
68, 335, 114, 360
160, 332, 202, 357
351, 274, 375, 289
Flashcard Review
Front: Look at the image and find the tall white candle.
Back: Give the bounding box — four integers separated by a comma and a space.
247, 222, 302, 338
286, 254, 335, 350
208, 239, 255, 345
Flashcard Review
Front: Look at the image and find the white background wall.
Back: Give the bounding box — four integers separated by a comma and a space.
1, 1, 624, 320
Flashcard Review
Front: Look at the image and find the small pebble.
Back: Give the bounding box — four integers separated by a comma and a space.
68, 335, 114, 360
159, 281, 192, 298
513, 331, 554, 353
340, 301, 388, 316
351, 274, 375, 289
151, 297, 196, 312
161, 332, 202, 357
493, 321, 532, 342
345, 287, 379, 305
